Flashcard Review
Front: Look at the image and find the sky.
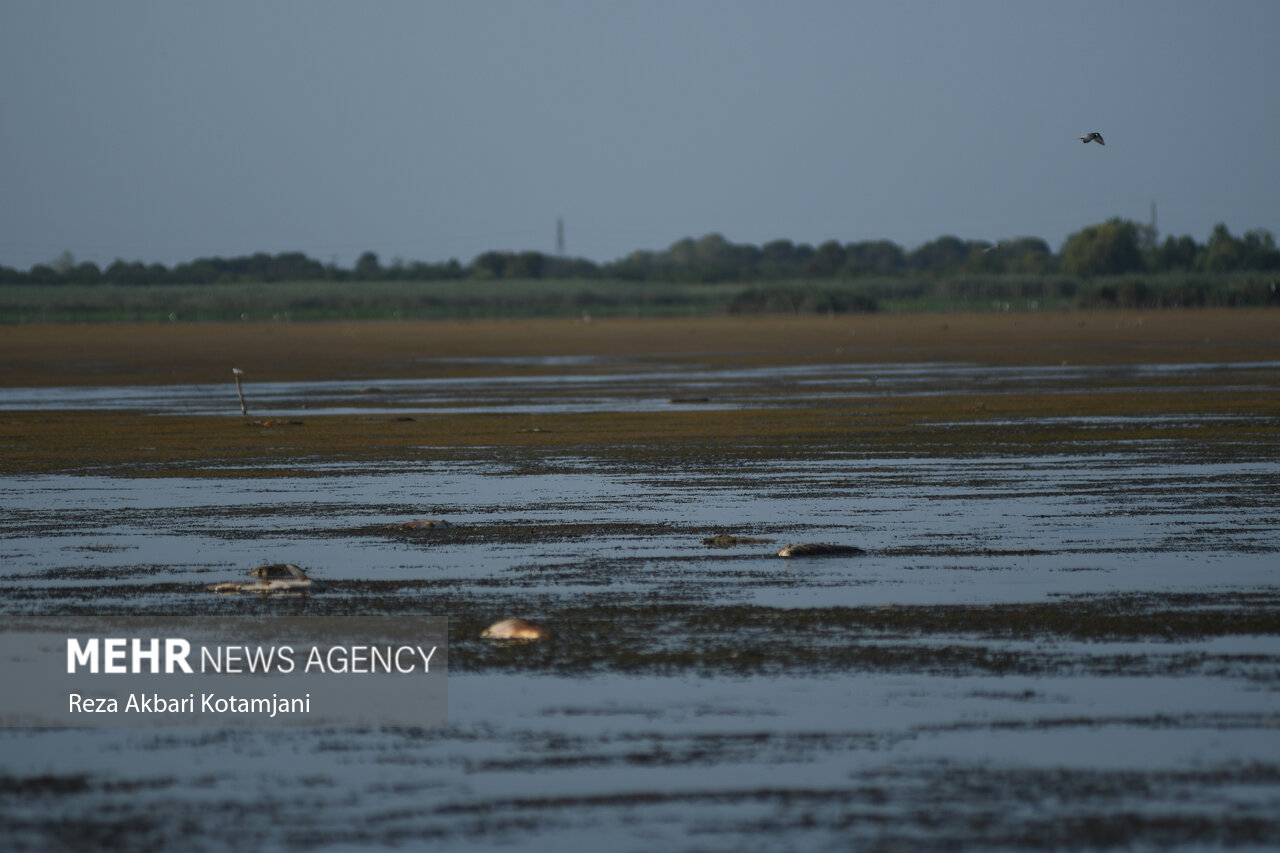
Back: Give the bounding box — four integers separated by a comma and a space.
2, 1, 1278, 271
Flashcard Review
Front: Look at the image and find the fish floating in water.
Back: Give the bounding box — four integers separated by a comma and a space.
481, 618, 550, 640
777, 543, 865, 558
208, 563, 316, 595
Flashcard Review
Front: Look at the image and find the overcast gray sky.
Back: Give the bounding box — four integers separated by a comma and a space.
2, 1, 1277, 270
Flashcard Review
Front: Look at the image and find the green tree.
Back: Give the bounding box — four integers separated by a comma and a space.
470, 251, 509, 279
909, 236, 969, 274
70, 261, 102, 283
1242, 228, 1280, 270
146, 263, 170, 284
1004, 237, 1054, 275
845, 240, 905, 276
27, 263, 59, 284
270, 252, 325, 281
50, 250, 76, 275
1059, 218, 1143, 276
603, 249, 657, 280
1152, 235, 1199, 271
101, 259, 169, 284
761, 239, 801, 266
354, 251, 382, 279
1198, 224, 1243, 272
666, 237, 696, 268
505, 251, 546, 278
808, 240, 847, 276
693, 233, 733, 265
553, 257, 602, 278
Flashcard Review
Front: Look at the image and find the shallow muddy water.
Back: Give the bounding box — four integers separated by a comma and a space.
2, 353, 1279, 851
3, 358, 1278, 418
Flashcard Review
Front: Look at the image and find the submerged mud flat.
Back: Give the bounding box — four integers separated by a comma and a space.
1, 314, 1279, 851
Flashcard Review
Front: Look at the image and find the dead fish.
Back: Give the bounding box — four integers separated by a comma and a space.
209, 563, 315, 594
249, 563, 309, 580
777, 543, 865, 558
481, 618, 550, 640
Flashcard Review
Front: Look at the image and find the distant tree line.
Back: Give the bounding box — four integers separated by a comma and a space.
3, 219, 1277, 286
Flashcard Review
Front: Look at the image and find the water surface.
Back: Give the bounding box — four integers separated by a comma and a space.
1, 357, 1278, 851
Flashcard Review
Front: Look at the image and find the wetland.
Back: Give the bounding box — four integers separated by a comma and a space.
1, 310, 1279, 851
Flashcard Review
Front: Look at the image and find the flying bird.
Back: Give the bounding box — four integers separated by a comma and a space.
1080, 132, 1105, 145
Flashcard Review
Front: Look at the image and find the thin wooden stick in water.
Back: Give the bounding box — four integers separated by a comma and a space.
232, 368, 247, 416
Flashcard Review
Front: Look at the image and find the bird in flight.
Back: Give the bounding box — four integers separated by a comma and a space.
1080, 132, 1105, 145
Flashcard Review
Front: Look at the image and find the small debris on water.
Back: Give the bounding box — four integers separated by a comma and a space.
481, 618, 550, 640
777, 543, 866, 558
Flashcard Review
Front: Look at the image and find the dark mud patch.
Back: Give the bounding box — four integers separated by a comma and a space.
61, 543, 135, 553
9, 563, 223, 583
702, 533, 776, 547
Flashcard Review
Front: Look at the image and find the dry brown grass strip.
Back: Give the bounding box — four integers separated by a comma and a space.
2, 309, 1277, 387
